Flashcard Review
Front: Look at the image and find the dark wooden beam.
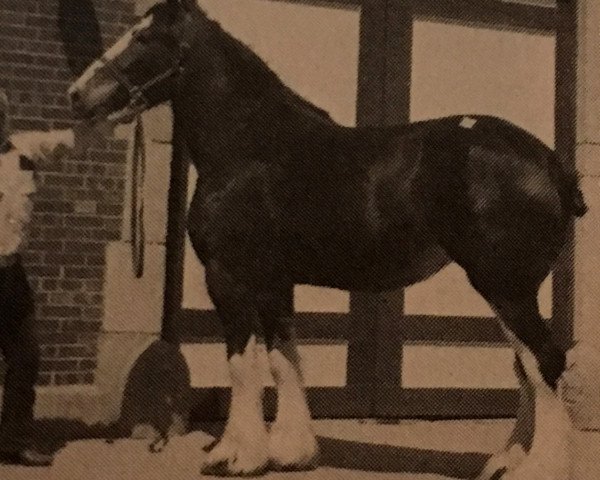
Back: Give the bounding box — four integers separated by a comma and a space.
551, 0, 577, 350
175, 309, 351, 341
410, 0, 557, 33
259, 0, 558, 32
346, 0, 388, 417
401, 315, 508, 344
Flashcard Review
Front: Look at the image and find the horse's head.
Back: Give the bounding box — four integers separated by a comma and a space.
68, 0, 200, 124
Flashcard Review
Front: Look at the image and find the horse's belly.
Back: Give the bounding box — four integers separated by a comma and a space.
289, 237, 450, 292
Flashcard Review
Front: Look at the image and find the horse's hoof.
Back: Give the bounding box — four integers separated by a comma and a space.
477, 445, 525, 480
149, 436, 169, 453
201, 437, 269, 477
268, 424, 319, 472
478, 442, 570, 480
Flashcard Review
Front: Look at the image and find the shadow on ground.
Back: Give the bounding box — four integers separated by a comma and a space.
21, 419, 489, 479
24, 418, 123, 455
195, 422, 488, 479
318, 436, 488, 479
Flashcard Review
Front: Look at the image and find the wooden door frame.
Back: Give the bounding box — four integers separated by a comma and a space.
161, 0, 576, 419
373, 0, 576, 418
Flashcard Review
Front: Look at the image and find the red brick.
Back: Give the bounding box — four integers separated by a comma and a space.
34, 320, 62, 333
62, 320, 101, 332
82, 307, 103, 320
79, 359, 97, 370
1, 0, 131, 386
38, 333, 79, 345
84, 280, 103, 293
41, 305, 81, 318
64, 216, 104, 228
27, 265, 62, 278
41, 279, 59, 291
27, 240, 63, 252
97, 203, 123, 216
86, 255, 105, 267
55, 373, 80, 386
58, 280, 84, 291
34, 201, 73, 214
45, 253, 85, 266
63, 241, 104, 254
58, 345, 90, 358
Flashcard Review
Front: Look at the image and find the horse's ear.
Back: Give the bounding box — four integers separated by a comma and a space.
0, 90, 8, 144
167, 0, 196, 11
181, 0, 197, 11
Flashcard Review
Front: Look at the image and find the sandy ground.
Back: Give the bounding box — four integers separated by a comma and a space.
0, 419, 597, 480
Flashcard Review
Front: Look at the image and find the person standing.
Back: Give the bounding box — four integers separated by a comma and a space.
0, 90, 77, 466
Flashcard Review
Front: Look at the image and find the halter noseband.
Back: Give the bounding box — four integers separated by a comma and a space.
96, 17, 195, 115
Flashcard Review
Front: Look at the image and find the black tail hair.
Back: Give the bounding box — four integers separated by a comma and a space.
548, 152, 588, 217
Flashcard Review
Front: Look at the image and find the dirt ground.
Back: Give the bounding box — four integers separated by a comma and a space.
0, 419, 597, 480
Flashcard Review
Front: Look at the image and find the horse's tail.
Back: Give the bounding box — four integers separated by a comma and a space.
548, 151, 588, 217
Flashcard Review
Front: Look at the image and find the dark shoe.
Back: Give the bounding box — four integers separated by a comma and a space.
0, 448, 54, 467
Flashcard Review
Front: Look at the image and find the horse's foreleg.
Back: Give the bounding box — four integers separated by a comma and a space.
202, 267, 269, 476
261, 295, 319, 471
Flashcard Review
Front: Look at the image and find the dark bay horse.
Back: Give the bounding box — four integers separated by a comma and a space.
68, 1, 586, 478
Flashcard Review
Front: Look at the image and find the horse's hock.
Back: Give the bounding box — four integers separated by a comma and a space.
560, 343, 600, 430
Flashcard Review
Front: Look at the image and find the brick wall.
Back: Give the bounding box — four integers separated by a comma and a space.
0, 0, 135, 386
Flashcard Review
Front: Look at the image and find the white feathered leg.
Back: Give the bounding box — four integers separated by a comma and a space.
480, 328, 571, 480
268, 337, 319, 471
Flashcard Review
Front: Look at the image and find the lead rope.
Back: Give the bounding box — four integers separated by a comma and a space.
131, 115, 146, 278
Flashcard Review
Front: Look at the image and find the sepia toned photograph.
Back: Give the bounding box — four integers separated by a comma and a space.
0, 0, 598, 479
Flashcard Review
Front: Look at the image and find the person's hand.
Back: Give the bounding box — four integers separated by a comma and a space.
9, 129, 75, 164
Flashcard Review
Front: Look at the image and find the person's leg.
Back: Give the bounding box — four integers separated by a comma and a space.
0, 260, 52, 466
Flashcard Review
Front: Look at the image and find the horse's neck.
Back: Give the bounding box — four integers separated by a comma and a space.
174, 50, 330, 177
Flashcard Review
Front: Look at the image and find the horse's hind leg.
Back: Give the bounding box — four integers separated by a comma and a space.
478, 356, 533, 480
259, 289, 319, 471
201, 261, 269, 477
473, 289, 571, 480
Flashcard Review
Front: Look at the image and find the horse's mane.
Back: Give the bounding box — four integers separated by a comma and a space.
201, 12, 335, 123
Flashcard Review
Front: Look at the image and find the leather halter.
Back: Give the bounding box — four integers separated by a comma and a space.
96, 13, 196, 277
95, 13, 196, 117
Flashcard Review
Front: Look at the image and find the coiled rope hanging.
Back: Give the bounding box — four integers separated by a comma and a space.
131, 115, 146, 278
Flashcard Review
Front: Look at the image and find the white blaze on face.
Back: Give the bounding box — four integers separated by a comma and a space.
69, 15, 154, 96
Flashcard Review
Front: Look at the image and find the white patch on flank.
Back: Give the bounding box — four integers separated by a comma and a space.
203, 335, 269, 476
460, 116, 477, 129
268, 342, 319, 469
69, 15, 154, 94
